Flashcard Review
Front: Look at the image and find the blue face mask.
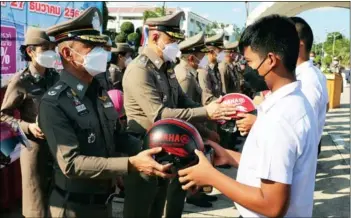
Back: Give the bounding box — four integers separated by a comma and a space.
107, 51, 112, 62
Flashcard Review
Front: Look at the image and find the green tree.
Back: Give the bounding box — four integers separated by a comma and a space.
120, 22, 135, 35
115, 32, 127, 43
143, 6, 167, 22
128, 32, 141, 47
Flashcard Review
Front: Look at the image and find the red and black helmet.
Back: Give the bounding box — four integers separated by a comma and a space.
143, 118, 204, 171
218, 93, 256, 133
0, 122, 31, 166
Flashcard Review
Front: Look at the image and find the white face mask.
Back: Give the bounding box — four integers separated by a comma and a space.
310, 57, 315, 61
159, 40, 180, 63
69, 45, 108, 76
198, 56, 208, 69
124, 57, 132, 66
216, 51, 225, 62
35, 50, 63, 70
107, 51, 112, 62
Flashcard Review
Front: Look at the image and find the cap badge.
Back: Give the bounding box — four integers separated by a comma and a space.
92, 12, 101, 32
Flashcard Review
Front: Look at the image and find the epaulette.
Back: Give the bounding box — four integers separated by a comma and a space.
42, 81, 68, 100
136, 54, 149, 67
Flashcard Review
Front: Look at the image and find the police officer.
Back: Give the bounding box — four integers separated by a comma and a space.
203, 32, 225, 100
218, 41, 241, 94
122, 11, 237, 218
173, 31, 220, 209
108, 43, 134, 91
40, 7, 172, 218
0, 27, 60, 218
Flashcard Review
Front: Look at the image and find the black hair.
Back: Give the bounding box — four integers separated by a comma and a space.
239, 14, 300, 73
20, 45, 35, 62
290, 17, 314, 54
111, 52, 127, 64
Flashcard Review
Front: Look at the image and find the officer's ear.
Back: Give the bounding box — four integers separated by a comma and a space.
151, 32, 160, 42
26, 46, 36, 59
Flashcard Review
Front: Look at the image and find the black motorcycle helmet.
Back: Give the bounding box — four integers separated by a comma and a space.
143, 118, 204, 172
0, 122, 31, 166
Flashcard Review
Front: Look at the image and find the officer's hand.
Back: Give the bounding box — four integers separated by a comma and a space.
236, 113, 257, 135
253, 92, 265, 106
129, 147, 174, 178
178, 149, 215, 190
205, 96, 237, 120
204, 140, 235, 167
207, 130, 220, 143
29, 123, 44, 139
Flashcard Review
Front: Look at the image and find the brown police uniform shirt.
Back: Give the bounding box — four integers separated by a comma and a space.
1, 64, 59, 135
218, 61, 241, 94
38, 70, 140, 194
108, 63, 124, 91
123, 47, 208, 136
174, 59, 202, 103
197, 68, 218, 106
174, 59, 214, 139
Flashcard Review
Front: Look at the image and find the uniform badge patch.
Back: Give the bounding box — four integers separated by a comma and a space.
75, 104, 87, 112
48, 91, 57, 96
103, 102, 113, 108
88, 133, 96, 144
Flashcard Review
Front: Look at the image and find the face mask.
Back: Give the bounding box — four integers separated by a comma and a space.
69, 45, 108, 76
124, 57, 132, 66
198, 56, 208, 69
107, 51, 112, 62
35, 50, 63, 70
159, 40, 180, 63
310, 57, 315, 61
243, 57, 270, 92
216, 51, 225, 62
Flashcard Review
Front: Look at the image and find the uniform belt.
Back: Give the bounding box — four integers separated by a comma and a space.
54, 185, 110, 205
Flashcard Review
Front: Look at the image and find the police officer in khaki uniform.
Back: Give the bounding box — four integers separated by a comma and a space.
108, 43, 134, 91
219, 41, 241, 94
174, 31, 219, 142
0, 27, 60, 218
172, 31, 220, 210
39, 7, 172, 218
122, 11, 237, 218
202, 33, 225, 100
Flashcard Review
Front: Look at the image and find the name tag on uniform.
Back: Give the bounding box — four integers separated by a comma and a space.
76, 104, 87, 112
103, 101, 113, 108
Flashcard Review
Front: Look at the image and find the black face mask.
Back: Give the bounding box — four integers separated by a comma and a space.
243, 57, 271, 92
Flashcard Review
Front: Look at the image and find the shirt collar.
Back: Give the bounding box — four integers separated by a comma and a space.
60, 71, 89, 100
180, 59, 198, 77
142, 47, 165, 70
295, 60, 313, 77
258, 81, 301, 113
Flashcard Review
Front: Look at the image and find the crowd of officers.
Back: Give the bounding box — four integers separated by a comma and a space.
1, 7, 269, 218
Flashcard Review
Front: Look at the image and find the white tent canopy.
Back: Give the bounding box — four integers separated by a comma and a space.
247, 2, 350, 26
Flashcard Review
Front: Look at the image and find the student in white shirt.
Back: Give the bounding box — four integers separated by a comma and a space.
290, 16, 329, 155
178, 15, 318, 217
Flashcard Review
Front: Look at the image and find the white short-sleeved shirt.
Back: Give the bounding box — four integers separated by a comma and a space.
235, 81, 318, 217
296, 60, 329, 141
